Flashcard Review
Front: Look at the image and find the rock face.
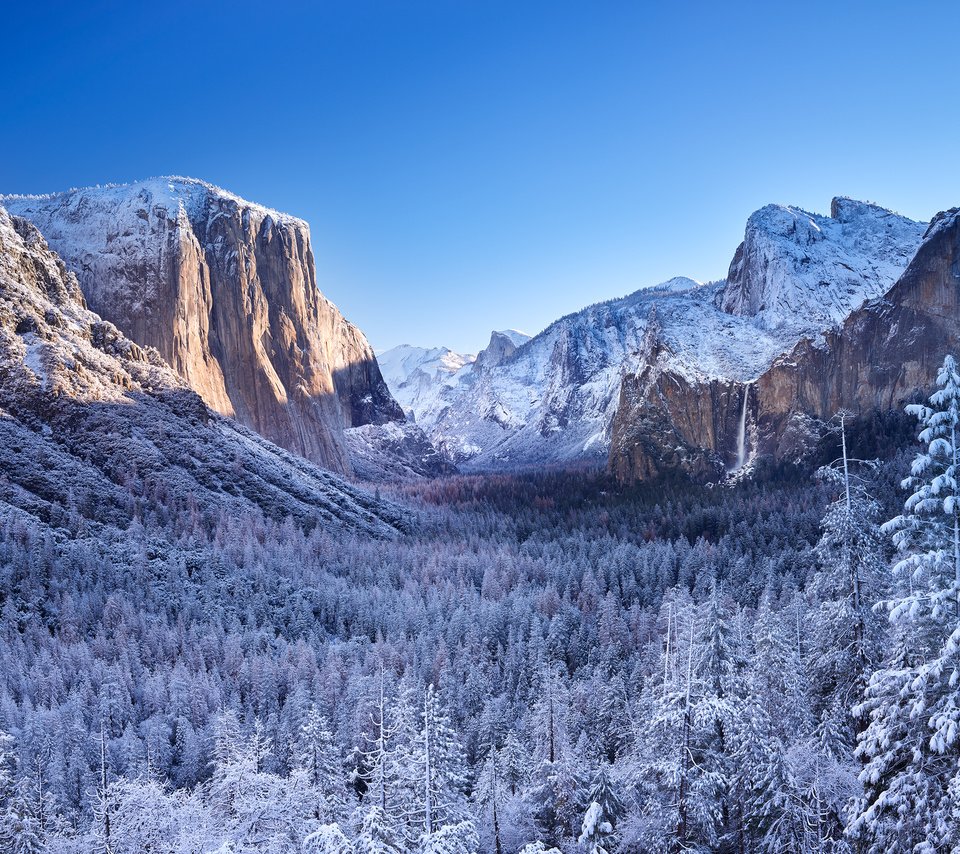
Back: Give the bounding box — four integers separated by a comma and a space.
2, 178, 409, 476
721, 197, 926, 333
610, 204, 955, 482
0, 204, 405, 535
384, 200, 926, 476
472, 329, 530, 371
750, 207, 960, 449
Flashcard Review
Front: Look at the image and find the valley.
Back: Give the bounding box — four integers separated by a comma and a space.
0, 178, 957, 853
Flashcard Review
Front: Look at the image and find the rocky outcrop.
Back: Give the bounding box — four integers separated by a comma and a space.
750, 206, 960, 445
2, 178, 407, 476
0, 204, 405, 535
473, 330, 531, 371
610, 207, 960, 482
609, 352, 750, 481
720, 197, 925, 333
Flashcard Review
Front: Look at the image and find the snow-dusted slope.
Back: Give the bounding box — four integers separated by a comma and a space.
416, 279, 790, 469
721, 197, 926, 333
0, 203, 406, 534
387, 200, 926, 472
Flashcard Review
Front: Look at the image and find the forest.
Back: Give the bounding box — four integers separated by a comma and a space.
2, 358, 960, 853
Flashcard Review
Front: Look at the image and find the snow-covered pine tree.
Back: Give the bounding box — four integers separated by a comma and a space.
473, 747, 506, 854
359, 670, 402, 831
94, 776, 176, 854
849, 354, 960, 852
577, 765, 625, 854
297, 704, 351, 822
625, 594, 729, 853
354, 806, 403, 854
808, 413, 886, 737
525, 661, 588, 847
420, 819, 479, 854
516, 842, 562, 854
303, 822, 354, 854
414, 684, 470, 840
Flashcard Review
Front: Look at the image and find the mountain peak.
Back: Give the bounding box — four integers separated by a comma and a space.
476, 329, 531, 371
721, 198, 926, 332
491, 329, 531, 347
830, 195, 896, 223
650, 276, 702, 294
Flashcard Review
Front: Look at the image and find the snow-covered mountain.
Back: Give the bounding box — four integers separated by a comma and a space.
0, 204, 405, 535
383, 200, 926, 473
2, 177, 447, 480
612, 204, 960, 481
377, 344, 476, 419
722, 197, 927, 333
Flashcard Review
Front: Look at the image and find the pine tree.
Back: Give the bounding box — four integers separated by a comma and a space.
298, 704, 350, 822
808, 413, 886, 736
420, 819, 479, 854
516, 843, 562, 854
354, 806, 403, 854
473, 747, 506, 854
359, 670, 402, 828
303, 822, 354, 854
577, 765, 625, 854
849, 355, 960, 851
414, 684, 470, 839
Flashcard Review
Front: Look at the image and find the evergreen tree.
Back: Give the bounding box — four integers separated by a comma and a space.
414, 684, 469, 837
577, 765, 625, 854
354, 806, 403, 854
297, 704, 350, 822
808, 414, 886, 736
303, 822, 354, 854
850, 355, 960, 851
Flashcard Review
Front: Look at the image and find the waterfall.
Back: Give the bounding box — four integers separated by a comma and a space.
733, 383, 751, 471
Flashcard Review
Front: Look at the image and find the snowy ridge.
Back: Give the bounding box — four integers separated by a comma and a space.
1, 175, 308, 228
382, 200, 926, 471
376, 344, 476, 419
0, 178, 309, 330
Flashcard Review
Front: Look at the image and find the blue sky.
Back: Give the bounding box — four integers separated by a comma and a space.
3, 1, 958, 354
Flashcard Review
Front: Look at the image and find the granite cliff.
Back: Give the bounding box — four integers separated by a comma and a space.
0, 204, 405, 534
2, 178, 438, 478
609, 204, 956, 482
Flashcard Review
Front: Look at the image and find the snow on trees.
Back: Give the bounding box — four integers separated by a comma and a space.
850, 355, 960, 852
577, 765, 625, 854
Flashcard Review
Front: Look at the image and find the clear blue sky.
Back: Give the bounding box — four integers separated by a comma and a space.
3, 1, 958, 354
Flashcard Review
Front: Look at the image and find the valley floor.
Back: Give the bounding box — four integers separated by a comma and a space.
0, 421, 954, 852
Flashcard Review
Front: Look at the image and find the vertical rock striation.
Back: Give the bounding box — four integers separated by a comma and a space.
0, 203, 405, 534
3, 178, 404, 475
627, 209, 960, 481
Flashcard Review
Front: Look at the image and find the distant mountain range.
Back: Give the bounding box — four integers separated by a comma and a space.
380, 198, 938, 478
2, 177, 957, 490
